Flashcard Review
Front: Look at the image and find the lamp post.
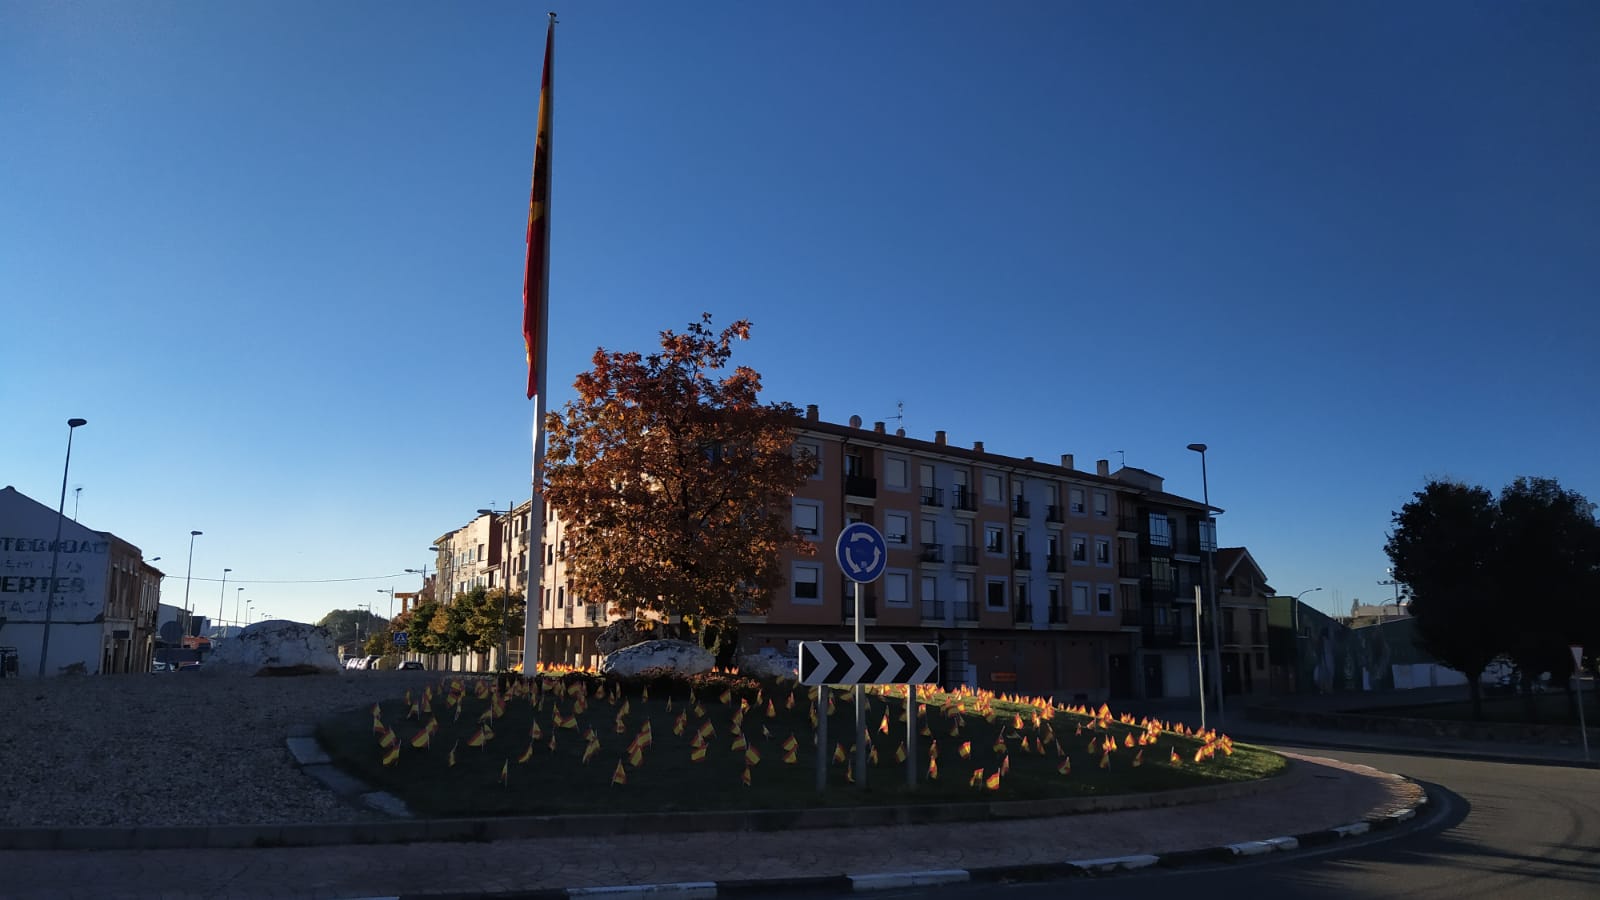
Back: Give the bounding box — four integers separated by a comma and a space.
37, 416, 87, 677
215, 568, 231, 642
1286, 587, 1322, 694
179, 530, 202, 651
1186, 443, 1224, 724
478, 507, 513, 670
234, 587, 245, 632
246, 603, 254, 625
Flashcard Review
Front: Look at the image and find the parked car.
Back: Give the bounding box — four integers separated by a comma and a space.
176, 662, 201, 673
398, 660, 424, 670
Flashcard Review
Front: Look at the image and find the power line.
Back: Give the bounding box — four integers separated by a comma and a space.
176, 573, 416, 585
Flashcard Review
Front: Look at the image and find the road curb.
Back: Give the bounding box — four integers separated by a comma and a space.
374, 780, 1433, 898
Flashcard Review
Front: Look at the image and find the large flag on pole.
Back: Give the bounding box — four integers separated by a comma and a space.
523, 16, 555, 400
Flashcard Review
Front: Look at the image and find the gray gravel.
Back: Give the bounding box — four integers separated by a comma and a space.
0, 670, 441, 828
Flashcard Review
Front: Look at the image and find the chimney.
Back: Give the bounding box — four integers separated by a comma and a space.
973, 441, 985, 453
805, 404, 818, 421
849, 414, 862, 428
874, 421, 885, 434
1096, 459, 1110, 476
935, 430, 947, 446
895, 428, 905, 437
1061, 454, 1074, 470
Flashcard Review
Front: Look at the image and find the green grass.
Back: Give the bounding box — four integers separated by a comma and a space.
315, 672, 1287, 818
1367, 691, 1598, 725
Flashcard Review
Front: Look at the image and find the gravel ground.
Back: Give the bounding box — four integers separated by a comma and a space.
0, 671, 440, 829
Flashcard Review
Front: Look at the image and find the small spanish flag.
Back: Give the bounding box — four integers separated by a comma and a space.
628, 745, 644, 768
690, 745, 707, 763
612, 761, 627, 786
782, 747, 797, 764
731, 735, 747, 751
879, 713, 890, 735
1057, 756, 1071, 775
1100, 750, 1111, 769
744, 745, 761, 766
1170, 748, 1181, 765
410, 729, 432, 750
581, 741, 599, 764
958, 741, 972, 759
969, 767, 984, 787
500, 759, 509, 786
766, 700, 777, 718
985, 770, 1001, 791
518, 742, 533, 764
833, 743, 847, 764
741, 765, 752, 787
448, 741, 459, 767
467, 727, 487, 749
1000, 755, 1010, 776
894, 742, 907, 763
929, 740, 939, 760
382, 744, 400, 767
928, 757, 939, 780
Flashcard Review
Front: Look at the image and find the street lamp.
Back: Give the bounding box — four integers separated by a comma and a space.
246, 603, 255, 625
478, 508, 514, 670
1186, 443, 1224, 724
179, 530, 202, 651
234, 587, 245, 632
37, 416, 87, 677
215, 568, 232, 642
1288, 587, 1323, 634
377, 588, 394, 621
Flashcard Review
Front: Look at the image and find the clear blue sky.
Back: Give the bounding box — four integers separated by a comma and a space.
4, 1, 1596, 626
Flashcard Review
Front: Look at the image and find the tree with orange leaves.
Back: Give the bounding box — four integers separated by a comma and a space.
544, 315, 817, 652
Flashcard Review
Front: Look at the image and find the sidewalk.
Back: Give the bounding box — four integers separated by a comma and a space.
0, 751, 1422, 900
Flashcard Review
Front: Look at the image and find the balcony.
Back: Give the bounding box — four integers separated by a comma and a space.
1044, 504, 1063, 523
1014, 601, 1032, 624
953, 600, 979, 623
845, 475, 877, 499
1012, 551, 1032, 570
1045, 554, 1066, 573
919, 543, 944, 564
1048, 603, 1067, 625
1011, 498, 1030, 519
585, 605, 604, 626
1119, 561, 1143, 579
951, 545, 978, 566
951, 486, 977, 512
1117, 515, 1142, 534
920, 601, 945, 621
920, 486, 944, 508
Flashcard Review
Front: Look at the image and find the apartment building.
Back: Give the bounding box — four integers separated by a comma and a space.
507, 409, 1225, 703
1213, 547, 1273, 697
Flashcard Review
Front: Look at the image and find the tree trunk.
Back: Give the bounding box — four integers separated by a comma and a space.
1467, 672, 1484, 721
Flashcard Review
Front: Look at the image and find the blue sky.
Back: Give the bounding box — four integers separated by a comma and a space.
4, 1, 1596, 626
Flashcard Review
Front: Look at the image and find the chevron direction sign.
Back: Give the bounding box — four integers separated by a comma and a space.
798, 640, 940, 686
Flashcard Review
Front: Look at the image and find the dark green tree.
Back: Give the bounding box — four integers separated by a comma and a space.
316, 608, 387, 649
1385, 481, 1502, 719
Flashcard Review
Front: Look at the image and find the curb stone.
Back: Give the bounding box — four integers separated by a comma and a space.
378, 781, 1432, 899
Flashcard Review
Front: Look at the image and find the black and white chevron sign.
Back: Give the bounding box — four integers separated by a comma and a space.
798, 641, 940, 686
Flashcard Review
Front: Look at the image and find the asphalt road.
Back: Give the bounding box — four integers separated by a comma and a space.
862, 743, 1600, 900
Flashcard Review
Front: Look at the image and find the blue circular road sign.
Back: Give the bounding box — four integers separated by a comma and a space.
836, 521, 888, 583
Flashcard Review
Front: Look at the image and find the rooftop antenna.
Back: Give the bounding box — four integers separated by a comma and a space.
885, 401, 905, 434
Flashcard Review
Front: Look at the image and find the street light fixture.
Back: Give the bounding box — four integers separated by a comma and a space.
234, 587, 245, 632
1186, 443, 1224, 724
37, 417, 87, 677
215, 568, 232, 642
377, 588, 394, 621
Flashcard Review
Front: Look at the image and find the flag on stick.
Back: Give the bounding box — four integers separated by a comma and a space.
522, 15, 555, 399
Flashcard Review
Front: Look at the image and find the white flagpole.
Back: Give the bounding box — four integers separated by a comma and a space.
523, 13, 555, 675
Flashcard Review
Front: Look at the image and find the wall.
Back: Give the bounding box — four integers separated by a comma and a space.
0, 490, 112, 676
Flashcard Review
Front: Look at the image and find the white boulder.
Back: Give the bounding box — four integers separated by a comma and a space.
599, 639, 715, 679
204, 620, 341, 676
737, 653, 797, 681
594, 618, 649, 656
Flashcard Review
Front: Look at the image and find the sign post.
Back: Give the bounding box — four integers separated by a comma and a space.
1573, 644, 1589, 763
836, 522, 887, 790
799, 640, 939, 790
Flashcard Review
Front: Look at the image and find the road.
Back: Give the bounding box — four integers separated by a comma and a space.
860, 742, 1600, 900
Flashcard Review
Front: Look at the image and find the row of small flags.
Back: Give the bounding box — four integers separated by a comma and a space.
368, 674, 1234, 790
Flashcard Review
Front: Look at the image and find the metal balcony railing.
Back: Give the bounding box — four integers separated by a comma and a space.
921, 600, 945, 621
1011, 499, 1030, 518
1012, 551, 1032, 570
1044, 504, 1063, 523
951, 545, 978, 566
953, 601, 979, 622
1119, 561, 1143, 579
1014, 601, 1031, 624
919, 543, 944, 563
1046, 554, 1066, 572
1048, 603, 1067, 624
920, 487, 944, 508
951, 486, 977, 511
841, 592, 878, 621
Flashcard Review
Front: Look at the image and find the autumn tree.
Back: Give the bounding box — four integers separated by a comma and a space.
543, 314, 816, 648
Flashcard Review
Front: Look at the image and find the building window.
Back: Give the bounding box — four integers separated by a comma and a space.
885, 571, 910, 606
1150, 557, 1173, 590
1199, 518, 1217, 552
1223, 608, 1236, 638
543, 588, 551, 610
1071, 535, 1087, 562
884, 511, 909, 544
1095, 538, 1111, 565
557, 586, 565, 608
1069, 488, 1086, 515
982, 472, 1004, 504
844, 451, 864, 478
793, 500, 821, 537
1072, 583, 1091, 614
920, 463, 935, 487
1250, 609, 1264, 644
793, 564, 821, 603
985, 578, 1007, 610
1093, 492, 1109, 518
1015, 580, 1028, 609
921, 517, 938, 545
885, 457, 908, 490
1154, 605, 1169, 626
795, 441, 822, 478
1148, 514, 1172, 547
1097, 585, 1113, 614
921, 576, 942, 619
984, 525, 1005, 554
1048, 583, 1062, 620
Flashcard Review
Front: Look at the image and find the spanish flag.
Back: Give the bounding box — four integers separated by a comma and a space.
612, 760, 627, 786
522, 15, 554, 399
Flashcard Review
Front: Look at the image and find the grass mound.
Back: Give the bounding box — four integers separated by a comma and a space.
315, 670, 1285, 817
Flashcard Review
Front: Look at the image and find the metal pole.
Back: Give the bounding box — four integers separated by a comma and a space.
1577, 668, 1590, 763
1198, 451, 1223, 725
215, 568, 230, 642
1195, 585, 1206, 732
234, 587, 244, 632
815, 685, 828, 792
37, 417, 86, 677
905, 683, 917, 787
854, 580, 866, 789
180, 530, 201, 652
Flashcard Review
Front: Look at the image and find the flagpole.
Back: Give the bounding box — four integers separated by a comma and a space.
523, 12, 556, 675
